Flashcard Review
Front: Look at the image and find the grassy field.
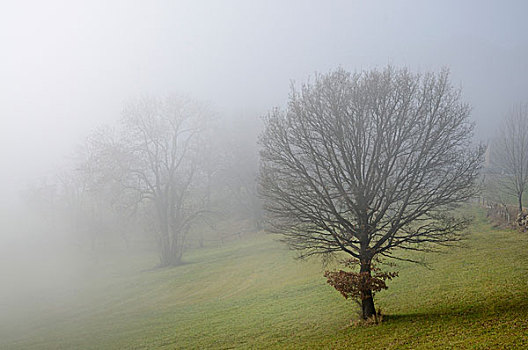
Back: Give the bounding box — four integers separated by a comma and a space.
1, 208, 528, 349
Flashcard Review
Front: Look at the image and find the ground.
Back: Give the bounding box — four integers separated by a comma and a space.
1, 208, 527, 349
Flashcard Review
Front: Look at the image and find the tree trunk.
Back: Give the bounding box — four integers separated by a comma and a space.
159, 238, 183, 267
160, 253, 182, 267
159, 237, 182, 266
361, 289, 376, 320
158, 225, 172, 267
519, 193, 523, 214
158, 225, 185, 267
360, 260, 376, 320
156, 199, 184, 267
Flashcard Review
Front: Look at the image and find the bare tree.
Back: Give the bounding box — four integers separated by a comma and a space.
491, 103, 528, 213
116, 96, 211, 266
259, 67, 483, 319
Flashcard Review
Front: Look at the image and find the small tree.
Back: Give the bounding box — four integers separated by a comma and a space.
324, 258, 397, 322
259, 67, 483, 319
491, 103, 528, 213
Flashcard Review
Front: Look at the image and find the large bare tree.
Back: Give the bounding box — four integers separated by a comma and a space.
259, 67, 483, 319
491, 103, 528, 213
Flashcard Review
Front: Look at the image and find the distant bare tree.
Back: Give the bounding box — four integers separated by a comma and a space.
481, 173, 515, 223
491, 103, 528, 213
259, 67, 483, 319
117, 96, 211, 266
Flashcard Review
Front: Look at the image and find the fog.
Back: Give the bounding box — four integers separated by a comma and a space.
1, 0, 527, 347
2, 1, 527, 198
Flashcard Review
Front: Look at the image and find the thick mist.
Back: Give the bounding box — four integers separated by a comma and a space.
1, 1, 527, 198
1, 1, 527, 348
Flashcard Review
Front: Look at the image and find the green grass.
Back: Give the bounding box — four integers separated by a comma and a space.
1, 208, 528, 349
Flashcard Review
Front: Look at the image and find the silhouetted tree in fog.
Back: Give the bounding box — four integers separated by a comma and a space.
491, 103, 528, 213
259, 67, 483, 320
117, 96, 212, 266
65, 96, 212, 264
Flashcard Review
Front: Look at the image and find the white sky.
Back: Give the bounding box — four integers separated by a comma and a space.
1, 0, 527, 207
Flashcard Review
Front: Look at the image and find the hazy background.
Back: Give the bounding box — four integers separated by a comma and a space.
1, 0, 527, 225
0, 2, 527, 347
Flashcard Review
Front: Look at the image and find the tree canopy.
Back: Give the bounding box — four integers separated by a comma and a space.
259, 66, 484, 318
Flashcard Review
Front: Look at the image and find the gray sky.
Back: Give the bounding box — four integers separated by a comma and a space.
1, 0, 527, 206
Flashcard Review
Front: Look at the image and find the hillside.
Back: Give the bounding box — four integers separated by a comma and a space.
1, 209, 527, 349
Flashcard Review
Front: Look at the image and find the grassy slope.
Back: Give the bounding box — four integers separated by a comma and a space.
2, 209, 528, 349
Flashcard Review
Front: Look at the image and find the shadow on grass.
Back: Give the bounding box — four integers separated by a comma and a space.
383, 297, 528, 324
140, 260, 197, 273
